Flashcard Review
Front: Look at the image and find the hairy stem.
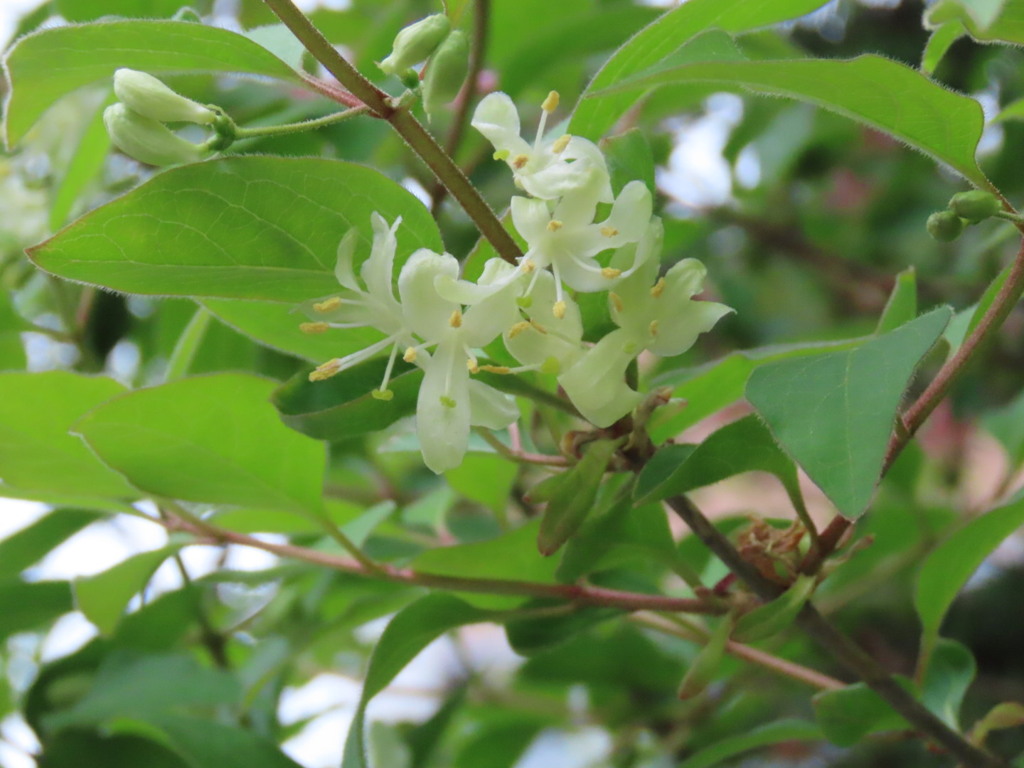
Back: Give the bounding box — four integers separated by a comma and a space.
261, 0, 522, 264
160, 510, 719, 615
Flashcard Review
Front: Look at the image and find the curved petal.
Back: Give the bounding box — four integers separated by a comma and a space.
361, 213, 401, 306
598, 181, 653, 247
468, 380, 519, 429
510, 196, 553, 247
471, 92, 530, 157
561, 137, 613, 202
416, 337, 471, 473
519, 158, 596, 201
333, 228, 360, 291
661, 258, 708, 300
649, 300, 734, 358
557, 255, 621, 293
398, 249, 460, 342
558, 329, 643, 428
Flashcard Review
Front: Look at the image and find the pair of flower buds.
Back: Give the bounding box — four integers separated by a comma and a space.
103, 69, 226, 166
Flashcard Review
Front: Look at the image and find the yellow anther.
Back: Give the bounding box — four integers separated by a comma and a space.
551, 134, 571, 153
313, 297, 342, 313
601, 267, 621, 279
553, 300, 567, 320
542, 90, 560, 112
507, 320, 532, 339
371, 389, 394, 401
649, 320, 659, 337
599, 226, 619, 237
309, 359, 342, 382
480, 365, 511, 374
493, 149, 510, 161
530, 320, 548, 334
547, 219, 564, 232
299, 321, 330, 334
449, 309, 463, 328
512, 154, 529, 169
522, 258, 537, 273
403, 346, 418, 363
466, 356, 479, 373
650, 277, 666, 298
609, 292, 624, 313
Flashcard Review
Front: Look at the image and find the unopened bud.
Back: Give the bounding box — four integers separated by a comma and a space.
422, 30, 469, 121
103, 104, 206, 166
949, 190, 1002, 223
113, 69, 216, 124
926, 210, 964, 242
378, 13, 451, 76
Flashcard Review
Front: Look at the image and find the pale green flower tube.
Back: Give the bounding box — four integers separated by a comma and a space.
113, 69, 216, 125
103, 104, 206, 166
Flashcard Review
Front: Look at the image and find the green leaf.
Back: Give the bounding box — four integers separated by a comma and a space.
983, 389, 1024, 466
506, 604, 619, 656
30, 157, 443, 302
921, 638, 975, 729
0, 372, 136, 500
926, 0, 1008, 33
146, 714, 303, 768
569, 0, 832, 140
54, 0, 211, 23
47, 652, 240, 732
915, 495, 1024, 670
678, 616, 731, 699
733, 574, 816, 643
75, 546, 179, 635
50, 92, 113, 230
273, 358, 421, 441
0, 509, 101, 578
602, 128, 656, 195
445, 453, 518, 515
0, 580, 73, 642
678, 718, 822, 768
342, 595, 495, 768
970, 702, 1024, 747
875, 268, 918, 335
635, 416, 806, 522
747, 309, 951, 518
75, 373, 326, 514
595, 55, 988, 187
410, 520, 559, 609
3, 20, 301, 146
537, 440, 619, 556
922, 21, 966, 76
812, 680, 912, 746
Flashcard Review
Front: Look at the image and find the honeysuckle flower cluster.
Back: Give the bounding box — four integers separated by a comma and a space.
304, 91, 732, 473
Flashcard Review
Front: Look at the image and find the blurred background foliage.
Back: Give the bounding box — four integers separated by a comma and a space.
1, 0, 1024, 767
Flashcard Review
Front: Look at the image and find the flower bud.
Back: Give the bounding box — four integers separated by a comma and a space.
949, 189, 1002, 223
378, 13, 451, 76
103, 104, 206, 166
422, 30, 469, 121
113, 69, 216, 125
926, 210, 964, 242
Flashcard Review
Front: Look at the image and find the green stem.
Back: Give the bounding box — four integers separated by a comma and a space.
260, 0, 522, 265
234, 105, 371, 139
164, 305, 212, 382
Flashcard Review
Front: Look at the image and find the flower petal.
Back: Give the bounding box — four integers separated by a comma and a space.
398, 248, 460, 342
361, 213, 401, 305
649, 300, 734, 358
468, 380, 519, 429
333, 228, 360, 291
558, 329, 643, 427
471, 92, 531, 158
416, 337, 471, 473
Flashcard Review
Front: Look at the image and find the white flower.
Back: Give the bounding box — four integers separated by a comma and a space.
472, 91, 612, 203
502, 270, 585, 376
558, 220, 733, 427
511, 179, 653, 299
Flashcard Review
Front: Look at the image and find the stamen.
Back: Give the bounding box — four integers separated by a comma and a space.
599, 226, 619, 237
493, 149, 511, 161
372, 389, 394, 401
552, 300, 567, 320
542, 91, 560, 112
466, 356, 479, 373
551, 134, 571, 153
376, 342, 401, 399
649, 320, 659, 337
530, 320, 548, 334
309, 359, 342, 382
522, 258, 537, 273
601, 267, 621, 279
507, 320, 532, 339
300, 321, 330, 334
650, 277, 666, 298
403, 346, 418, 363
480, 365, 511, 374
516, 295, 533, 308
313, 297, 342, 313
512, 154, 529, 169
449, 309, 463, 328
547, 219, 563, 232
609, 292, 624, 313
